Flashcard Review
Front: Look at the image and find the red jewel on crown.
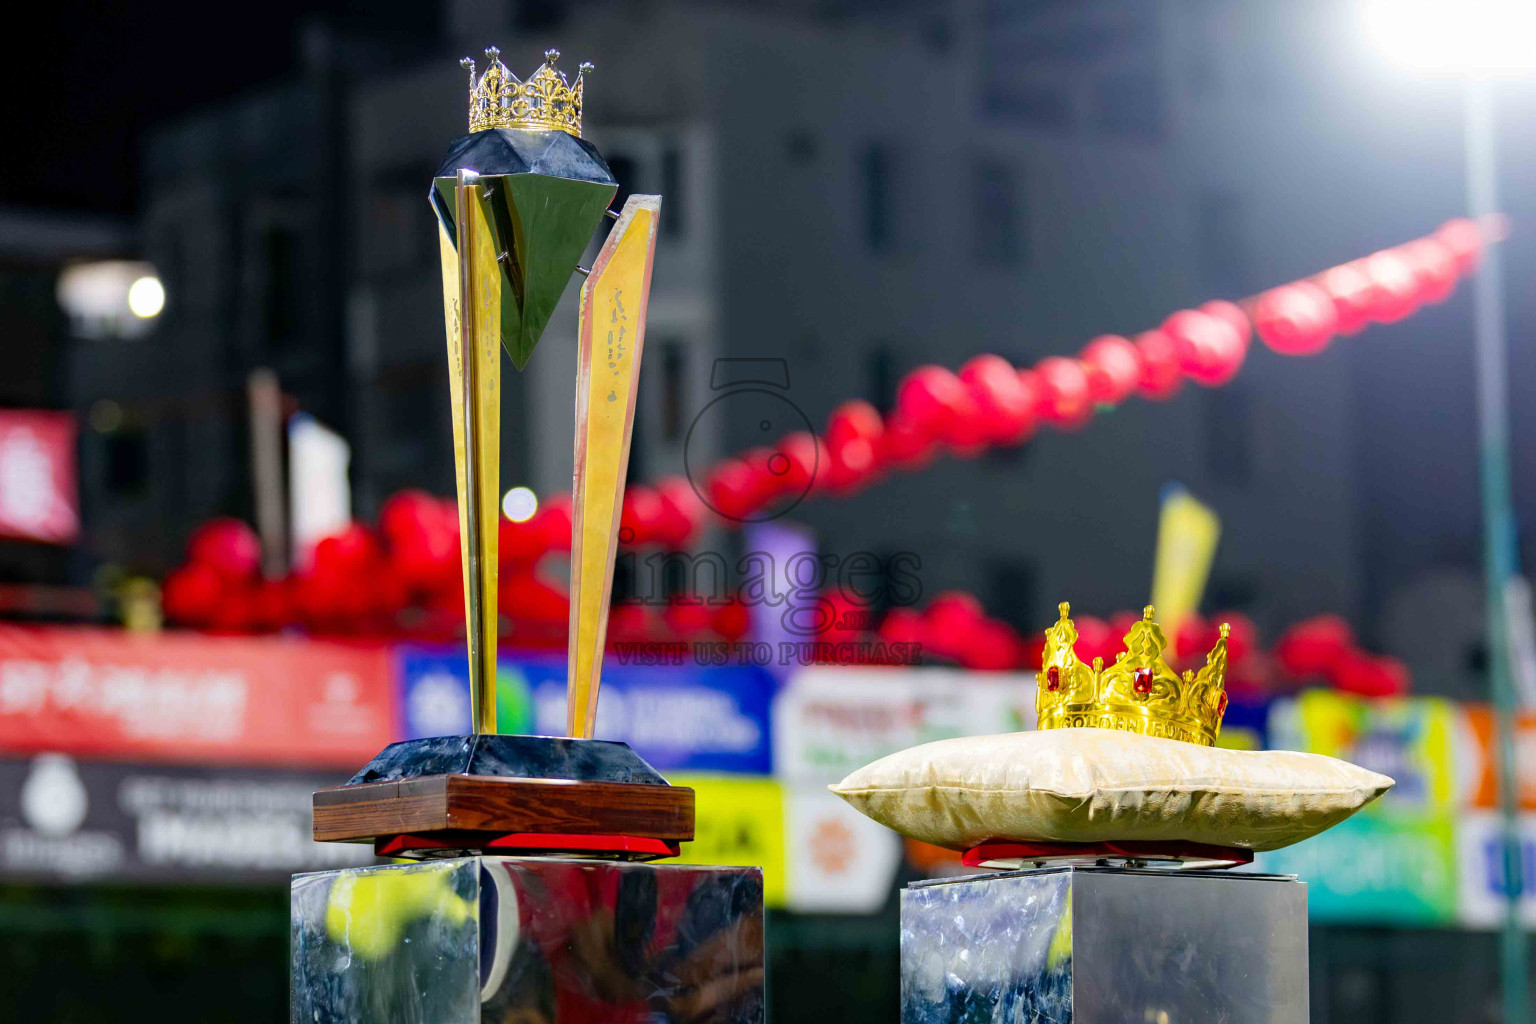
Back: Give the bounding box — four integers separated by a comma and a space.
1046, 666, 1061, 691
1132, 667, 1153, 695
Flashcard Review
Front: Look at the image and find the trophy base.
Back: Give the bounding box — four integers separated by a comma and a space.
312, 734, 694, 856
902, 865, 1308, 1024
962, 838, 1253, 870
292, 856, 766, 1024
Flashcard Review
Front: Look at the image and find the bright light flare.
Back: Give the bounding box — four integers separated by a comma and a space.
127, 276, 165, 318
502, 486, 538, 522
1362, 0, 1536, 75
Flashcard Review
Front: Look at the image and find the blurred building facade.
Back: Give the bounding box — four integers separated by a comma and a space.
110, 0, 1521, 694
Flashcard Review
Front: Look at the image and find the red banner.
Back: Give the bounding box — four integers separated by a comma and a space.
0, 411, 78, 544
0, 627, 396, 769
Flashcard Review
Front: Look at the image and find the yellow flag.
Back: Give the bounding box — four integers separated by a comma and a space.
1150, 486, 1220, 637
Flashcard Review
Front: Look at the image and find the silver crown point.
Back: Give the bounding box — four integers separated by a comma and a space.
545, 48, 560, 63
485, 46, 501, 61
579, 61, 594, 74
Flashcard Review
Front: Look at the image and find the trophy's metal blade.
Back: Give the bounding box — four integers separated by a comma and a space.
567, 195, 662, 739
437, 172, 502, 732
432, 129, 618, 371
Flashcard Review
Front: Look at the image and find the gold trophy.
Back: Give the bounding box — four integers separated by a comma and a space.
312, 47, 692, 860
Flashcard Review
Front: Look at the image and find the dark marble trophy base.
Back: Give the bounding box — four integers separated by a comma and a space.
312, 735, 694, 858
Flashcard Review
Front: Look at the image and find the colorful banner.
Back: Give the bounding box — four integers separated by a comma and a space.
0, 411, 78, 544
0, 753, 373, 883
771, 665, 1033, 785
1256, 813, 1459, 925
396, 647, 774, 774
670, 773, 786, 908
1267, 690, 1459, 813
0, 626, 395, 769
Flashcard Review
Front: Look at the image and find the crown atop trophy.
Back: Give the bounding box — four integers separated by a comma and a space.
461, 46, 592, 136
1036, 602, 1230, 746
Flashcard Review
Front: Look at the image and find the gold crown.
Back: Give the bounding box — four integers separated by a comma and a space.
460, 46, 592, 136
1036, 603, 1229, 746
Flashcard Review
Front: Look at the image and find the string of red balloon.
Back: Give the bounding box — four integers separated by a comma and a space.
162, 217, 1491, 682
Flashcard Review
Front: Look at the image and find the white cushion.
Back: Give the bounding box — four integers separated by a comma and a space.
829, 727, 1393, 852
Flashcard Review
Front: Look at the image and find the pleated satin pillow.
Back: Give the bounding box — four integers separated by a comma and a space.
829, 727, 1392, 853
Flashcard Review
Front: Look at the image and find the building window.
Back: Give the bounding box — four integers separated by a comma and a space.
971, 157, 1027, 268
861, 142, 895, 253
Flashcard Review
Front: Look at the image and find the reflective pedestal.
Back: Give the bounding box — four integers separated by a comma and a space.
292, 857, 765, 1024
901, 866, 1308, 1024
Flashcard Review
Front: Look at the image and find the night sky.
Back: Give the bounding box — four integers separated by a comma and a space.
3, 1, 439, 215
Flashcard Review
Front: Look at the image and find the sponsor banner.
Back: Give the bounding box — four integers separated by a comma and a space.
1267, 690, 1459, 813
0, 410, 78, 544
0, 627, 395, 769
771, 665, 1033, 785
1458, 705, 1536, 810
1456, 811, 1536, 928
784, 786, 901, 914
670, 773, 786, 908
1255, 813, 1459, 925
397, 647, 773, 774
0, 753, 373, 883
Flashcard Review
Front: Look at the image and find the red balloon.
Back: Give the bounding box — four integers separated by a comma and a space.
827, 400, 885, 450
1316, 262, 1378, 336
499, 514, 549, 565
1034, 356, 1092, 428
608, 602, 660, 644
878, 606, 927, 646
878, 412, 938, 470
773, 432, 824, 495
380, 490, 442, 544
896, 365, 981, 447
958, 620, 1025, 671
1162, 309, 1247, 386
162, 563, 225, 627
1275, 614, 1355, 677
823, 436, 880, 493
500, 572, 569, 625
1174, 615, 1219, 663
533, 495, 574, 552
712, 596, 752, 642
248, 578, 294, 633
313, 523, 382, 575
654, 477, 704, 549
1360, 250, 1419, 323
206, 584, 257, 635
1108, 610, 1142, 645
1331, 652, 1410, 698
187, 518, 261, 580
706, 459, 766, 521
1133, 330, 1183, 400
1199, 300, 1252, 346
1435, 218, 1482, 276
662, 596, 713, 638
925, 591, 987, 657
1400, 238, 1458, 305
1080, 335, 1141, 406
959, 354, 1037, 445
620, 485, 664, 547
1073, 615, 1119, 665
1251, 281, 1338, 356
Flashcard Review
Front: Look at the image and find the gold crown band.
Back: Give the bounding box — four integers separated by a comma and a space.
1035, 603, 1229, 747
461, 46, 591, 136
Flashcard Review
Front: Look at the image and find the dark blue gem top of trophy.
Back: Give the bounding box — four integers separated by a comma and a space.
430, 128, 619, 370
347, 733, 669, 786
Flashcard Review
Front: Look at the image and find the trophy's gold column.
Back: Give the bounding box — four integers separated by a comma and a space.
568, 196, 661, 738
438, 172, 502, 733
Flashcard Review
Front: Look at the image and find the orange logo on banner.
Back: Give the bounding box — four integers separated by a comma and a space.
1461, 705, 1536, 810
